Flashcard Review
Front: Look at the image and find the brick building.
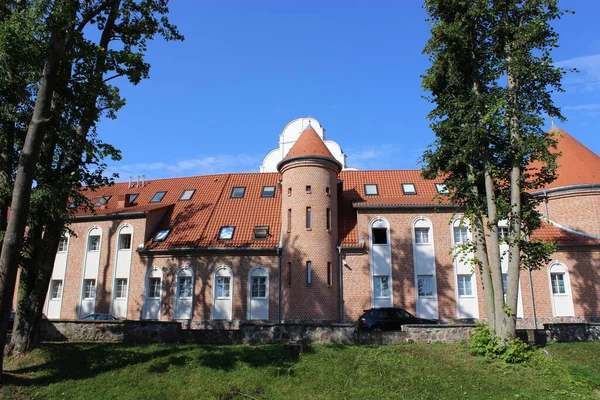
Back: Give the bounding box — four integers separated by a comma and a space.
44, 117, 600, 328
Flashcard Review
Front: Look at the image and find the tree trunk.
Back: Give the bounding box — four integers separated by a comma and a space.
0, 2, 72, 382
10, 220, 62, 353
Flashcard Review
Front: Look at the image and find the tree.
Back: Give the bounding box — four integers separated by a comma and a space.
0, 0, 182, 379
421, 0, 567, 341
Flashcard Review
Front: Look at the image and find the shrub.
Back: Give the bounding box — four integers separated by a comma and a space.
469, 323, 531, 363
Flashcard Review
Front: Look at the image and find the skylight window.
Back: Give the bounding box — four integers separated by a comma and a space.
150, 191, 167, 203
94, 196, 111, 207
402, 183, 416, 195
218, 226, 235, 240
231, 187, 245, 198
128, 193, 139, 203
154, 229, 171, 242
179, 189, 195, 201
253, 226, 269, 240
261, 186, 275, 198
435, 183, 448, 194
365, 184, 378, 196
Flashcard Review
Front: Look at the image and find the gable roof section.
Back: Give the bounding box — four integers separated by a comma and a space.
531, 221, 600, 246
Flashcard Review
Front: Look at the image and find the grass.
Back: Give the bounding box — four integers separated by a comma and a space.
1, 341, 599, 399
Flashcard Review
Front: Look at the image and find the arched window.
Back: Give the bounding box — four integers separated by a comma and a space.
412, 217, 438, 319
370, 217, 392, 308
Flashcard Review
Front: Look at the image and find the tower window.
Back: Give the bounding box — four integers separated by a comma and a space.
288, 188, 292, 196
306, 185, 312, 194
326, 208, 331, 231
306, 261, 312, 284
306, 207, 312, 229
287, 209, 292, 233
327, 262, 332, 286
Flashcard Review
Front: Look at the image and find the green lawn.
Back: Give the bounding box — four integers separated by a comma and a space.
1, 342, 599, 399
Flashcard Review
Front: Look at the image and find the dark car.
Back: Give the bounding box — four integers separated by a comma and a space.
82, 314, 119, 321
358, 307, 439, 331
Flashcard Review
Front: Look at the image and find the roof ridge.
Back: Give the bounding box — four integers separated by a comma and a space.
544, 217, 600, 240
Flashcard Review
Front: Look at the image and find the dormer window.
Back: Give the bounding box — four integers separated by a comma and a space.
154, 229, 170, 242
179, 189, 195, 201
402, 183, 416, 195
435, 183, 448, 194
218, 226, 235, 240
365, 184, 378, 196
231, 187, 245, 198
253, 226, 269, 240
94, 196, 111, 207
150, 191, 167, 203
128, 193, 139, 204
261, 186, 275, 198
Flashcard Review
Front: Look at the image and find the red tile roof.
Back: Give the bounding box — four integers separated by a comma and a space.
283, 126, 336, 160
531, 221, 600, 245
537, 128, 600, 190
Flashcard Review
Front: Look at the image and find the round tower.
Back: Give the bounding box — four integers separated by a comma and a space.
277, 125, 342, 321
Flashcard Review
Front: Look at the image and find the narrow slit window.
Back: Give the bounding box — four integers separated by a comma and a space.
306, 185, 312, 194
326, 208, 331, 230
327, 262, 332, 286
306, 261, 312, 284
326, 187, 330, 195
287, 187, 292, 197
306, 207, 312, 229
287, 262, 292, 287
287, 209, 292, 233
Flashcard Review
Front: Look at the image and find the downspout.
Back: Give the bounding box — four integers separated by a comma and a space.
543, 190, 549, 219
337, 246, 343, 323
277, 247, 282, 323
528, 268, 538, 329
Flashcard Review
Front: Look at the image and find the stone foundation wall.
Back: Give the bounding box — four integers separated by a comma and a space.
39, 320, 600, 345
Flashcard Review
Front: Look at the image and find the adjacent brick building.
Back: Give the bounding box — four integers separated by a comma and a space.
43, 118, 600, 328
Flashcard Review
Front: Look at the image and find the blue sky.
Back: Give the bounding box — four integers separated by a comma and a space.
101, 1, 600, 180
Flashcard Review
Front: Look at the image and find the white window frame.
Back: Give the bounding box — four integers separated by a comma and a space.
365, 184, 378, 195
57, 237, 68, 253
402, 183, 416, 194
374, 275, 390, 298
87, 235, 101, 252
83, 279, 96, 299
148, 277, 162, 298
178, 276, 193, 299
414, 227, 430, 244
179, 189, 195, 201
50, 280, 63, 300
118, 233, 132, 250
216, 276, 231, 299
417, 275, 434, 297
457, 274, 473, 297
115, 278, 128, 299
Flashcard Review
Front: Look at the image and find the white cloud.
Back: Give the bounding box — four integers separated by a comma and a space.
106, 154, 262, 180
563, 103, 600, 111
556, 54, 600, 92
345, 145, 417, 170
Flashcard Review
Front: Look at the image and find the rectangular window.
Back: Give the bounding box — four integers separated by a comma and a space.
128, 193, 139, 204
326, 208, 331, 230
154, 229, 170, 242
415, 228, 430, 244
287, 187, 292, 196
50, 280, 63, 300
179, 189, 195, 201
457, 275, 473, 296
149, 278, 161, 298
417, 275, 434, 297
374, 276, 390, 298
453, 227, 469, 244
218, 226, 235, 240
435, 183, 448, 194
253, 226, 269, 240
502, 273, 508, 295
118, 233, 132, 250
231, 187, 245, 198
116, 279, 128, 298
372, 227, 387, 245
364, 184, 378, 195
287, 209, 292, 233
57, 237, 68, 252
216, 277, 231, 298
326, 187, 330, 195
251, 277, 267, 298
306, 207, 312, 229
178, 277, 192, 298
327, 262, 332, 286
306, 261, 312, 284
306, 185, 312, 194
498, 226, 510, 240
287, 262, 292, 287
551, 273, 566, 294
261, 186, 275, 197
94, 196, 111, 207
88, 235, 100, 251
402, 183, 416, 194
84, 279, 96, 299
150, 191, 167, 203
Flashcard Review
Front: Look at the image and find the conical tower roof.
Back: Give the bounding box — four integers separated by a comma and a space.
277, 125, 342, 172
545, 128, 600, 189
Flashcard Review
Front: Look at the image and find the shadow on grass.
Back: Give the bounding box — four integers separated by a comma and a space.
3, 342, 312, 386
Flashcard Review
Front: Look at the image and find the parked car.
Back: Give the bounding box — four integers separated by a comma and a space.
82, 314, 119, 321
358, 307, 440, 331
